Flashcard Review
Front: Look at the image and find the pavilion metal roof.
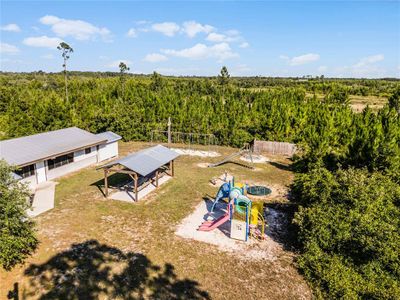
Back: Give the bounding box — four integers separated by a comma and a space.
100, 145, 179, 177
0, 127, 107, 166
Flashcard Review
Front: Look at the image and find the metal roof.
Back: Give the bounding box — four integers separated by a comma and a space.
0, 127, 107, 166
96, 131, 122, 143
100, 145, 179, 177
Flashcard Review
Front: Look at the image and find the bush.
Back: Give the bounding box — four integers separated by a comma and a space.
0, 160, 38, 270
292, 167, 400, 299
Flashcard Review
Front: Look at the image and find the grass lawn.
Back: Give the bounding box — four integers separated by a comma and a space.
1, 142, 311, 299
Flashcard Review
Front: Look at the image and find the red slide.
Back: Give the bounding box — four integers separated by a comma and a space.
198, 213, 230, 232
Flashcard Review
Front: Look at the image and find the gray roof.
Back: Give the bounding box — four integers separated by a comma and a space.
96, 131, 122, 143
100, 145, 179, 177
0, 127, 107, 166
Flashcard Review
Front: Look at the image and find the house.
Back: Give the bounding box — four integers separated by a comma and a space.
0, 127, 121, 189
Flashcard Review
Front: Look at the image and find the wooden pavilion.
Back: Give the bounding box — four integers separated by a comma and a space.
99, 145, 179, 201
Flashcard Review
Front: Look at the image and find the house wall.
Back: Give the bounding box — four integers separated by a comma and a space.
98, 142, 118, 161
47, 150, 98, 180
36, 161, 47, 184
18, 142, 118, 188
21, 174, 37, 191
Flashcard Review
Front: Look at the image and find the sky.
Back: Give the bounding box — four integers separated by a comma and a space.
1, 1, 399, 78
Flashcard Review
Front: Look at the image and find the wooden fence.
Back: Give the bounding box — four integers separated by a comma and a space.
253, 140, 297, 156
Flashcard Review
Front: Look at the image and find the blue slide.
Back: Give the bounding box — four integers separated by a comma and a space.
210, 182, 230, 213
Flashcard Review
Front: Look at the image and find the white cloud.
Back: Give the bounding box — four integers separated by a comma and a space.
144, 53, 168, 63
162, 42, 238, 62
127, 28, 137, 38
1, 23, 21, 32
39, 15, 111, 41
41, 54, 54, 59
318, 65, 327, 72
151, 22, 180, 37
107, 60, 132, 68
239, 42, 249, 48
338, 54, 386, 77
0, 42, 20, 54
280, 53, 320, 66
182, 21, 214, 38
206, 31, 241, 43
231, 64, 251, 75
353, 54, 384, 68
23, 36, 63, 49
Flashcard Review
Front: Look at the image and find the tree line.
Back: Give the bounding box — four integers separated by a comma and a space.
0, 71, 399, 298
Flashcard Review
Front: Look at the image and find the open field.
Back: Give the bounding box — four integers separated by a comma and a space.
1, 142, 311, 299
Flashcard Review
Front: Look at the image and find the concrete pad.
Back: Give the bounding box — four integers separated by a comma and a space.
27, 181, 56, 217
110, 175, 172, 202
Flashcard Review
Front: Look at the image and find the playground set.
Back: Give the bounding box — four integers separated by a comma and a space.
198, 175, 271, 242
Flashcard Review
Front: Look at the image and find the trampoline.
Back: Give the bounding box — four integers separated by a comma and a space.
247, 185, 272, 196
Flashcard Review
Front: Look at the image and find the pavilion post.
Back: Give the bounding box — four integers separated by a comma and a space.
134, 172, 138, 201
156, 170, 159, 187
170, 160, 174, 177
104, 169, 109, 198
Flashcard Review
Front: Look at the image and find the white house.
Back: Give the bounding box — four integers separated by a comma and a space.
0, 127, 121, 189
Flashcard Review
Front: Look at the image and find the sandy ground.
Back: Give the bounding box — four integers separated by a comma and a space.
109, 175, 172, 202
171, 148, 220, 157
240, 154, 270, 163
175, 198, 283, 261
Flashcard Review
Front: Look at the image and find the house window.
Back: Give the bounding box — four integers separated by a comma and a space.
47, 153, 74, 170
15, 164, 35, 178
85, 147, 92, 154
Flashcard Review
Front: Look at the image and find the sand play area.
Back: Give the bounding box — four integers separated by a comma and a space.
171, 148, 220, 157
175, 198, 283, 261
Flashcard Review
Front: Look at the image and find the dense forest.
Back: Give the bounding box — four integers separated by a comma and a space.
0, 72, 399, 298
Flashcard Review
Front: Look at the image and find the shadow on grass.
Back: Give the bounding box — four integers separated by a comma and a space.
268, 161, 293, 172
265, 202, 301, 252
22, 240, 210, 299
91, 173, 132, 197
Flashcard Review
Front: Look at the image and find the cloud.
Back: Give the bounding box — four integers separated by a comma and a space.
39, 15, 111, 41
338, 54, 386, 77
318, 65, 327, 72
144, 53, 168, 63
23, 36, 64, 49
106, 60, 132, 68
231, 64, 251, 75
1, 23, 21, 32
206, 31, 241, 43
162, 42, 238, 62
151, 22, 180, 37
126, 28, 137, 38
239, 42, 249, 48
0, 42, 20, 54
280, 53, 320, 66
353, 54, 384, 68
182, 21, 214, 38
41, 54, 55, 59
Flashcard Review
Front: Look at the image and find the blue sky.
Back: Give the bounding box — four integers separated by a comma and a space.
1, 1, 399, 77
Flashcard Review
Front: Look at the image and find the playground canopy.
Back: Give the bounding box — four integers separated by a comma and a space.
99, 145, 179, 201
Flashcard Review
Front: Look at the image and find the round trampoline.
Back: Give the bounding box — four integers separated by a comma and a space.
247, 185, 272, 196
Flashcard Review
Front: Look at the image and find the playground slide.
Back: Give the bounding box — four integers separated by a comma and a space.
210, 183, 230, 212
198, 213, 230, 231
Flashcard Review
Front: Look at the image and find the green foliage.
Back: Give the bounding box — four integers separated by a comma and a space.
218, 66, 230, 85
388, 87, 400, 113
293, 167, 400, 299
0, 160, 38, 270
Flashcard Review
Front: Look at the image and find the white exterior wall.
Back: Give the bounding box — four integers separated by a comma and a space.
98, 141, 118, 162
21, 175, 37, 191
46, 147, 98, 180
35, 161, 47, 184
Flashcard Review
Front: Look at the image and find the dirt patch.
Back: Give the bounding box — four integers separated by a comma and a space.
240, 154, 270, 164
